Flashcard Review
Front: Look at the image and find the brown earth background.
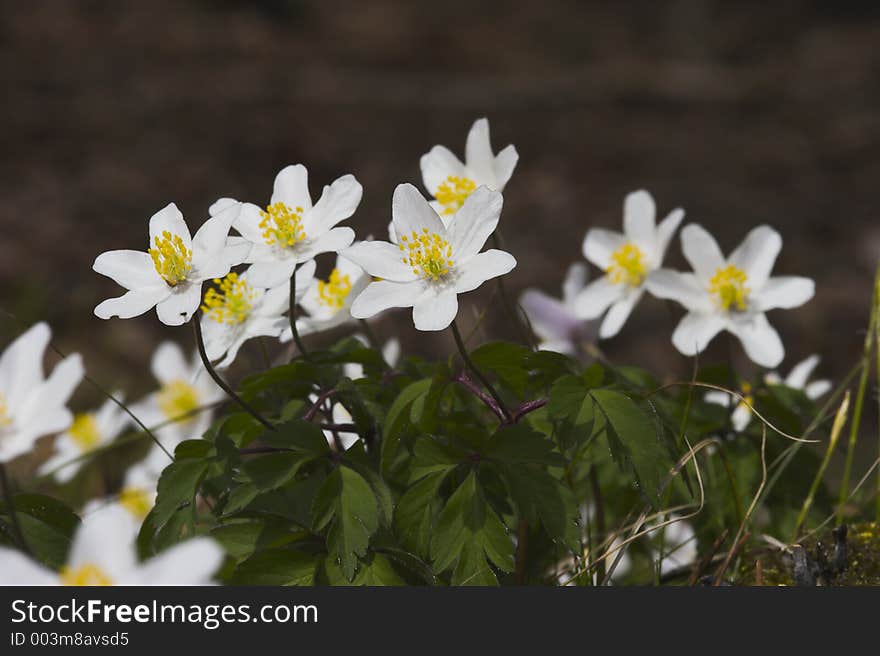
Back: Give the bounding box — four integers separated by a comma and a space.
2, 0, 879, 418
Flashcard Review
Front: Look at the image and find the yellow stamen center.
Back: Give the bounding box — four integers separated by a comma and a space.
157, 380, 199, 421
736, 381, 754, 413
0, 394, 12, 428
259, 202, 306, 247
435, 175, 476, 216
709, 264, 750, 312
69, 414, 101, 452
60, 563, 113, 586
317, 268, 353, 310
149, 231, 193, 287
201, 273, 257, 325
119, 487, 153, 520
399, 229, 454, 282
606, 243, 647, 287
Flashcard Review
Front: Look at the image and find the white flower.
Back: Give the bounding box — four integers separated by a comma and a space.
93, 202, 243, 326
131, 341, 224, 474
342, 335, 401, 381
646, 224, 815, 368
297, 252, 371, 334
0, 505, 222, 585
765, 354, 831, 400
343, 184, 516, 331
201, 260, 316, 369
38, 395, 130, 483
572, 190, 684, 339
82, 462, 158, 528
705, 382, 756, 432
226, 164, 362, 289
420, 117, 518, 217
519, 263, 597, 355
650, 516, 697, 575
0, 323, 84, 464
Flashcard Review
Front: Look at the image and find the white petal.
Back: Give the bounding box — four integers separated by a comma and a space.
561, 262, 589, 305
149, 203, 191, 250
350, 280, 426, 319
653, 208, 685, 266
94, 287, 170, 320
221, 236, 253, 269
151, 341, 190, 385
298, 227, 355, 261
233, 202, 267, 244
622, 190, 656, 246
209, 197, 240, 217
192, 204, 237, 256
519, 289, 579, 342
704, 391, 731, 407
453, 249, 516, 294
245, 259, 297, 289
413, 289, 458, 331
19, 353, 83, 420
731, 403, 753, 431
729, 225, 781, 290
680, 224, 725, 284
728, 313, 784, 368
420, 146, 466, 195
464, 118, 496, 186
342, 241, 418, 282
492, 144, 518, 192
68, 505, 139, 581
391, 183, 447, 240
754, 276, 814, 311
599, 290, 642, 339
304, 174, 362, 237
382, 338, 401, 367
645, 269, 711, 312
447, 187, 504, 262
582, 229, 626, 269
271, 164, 312, 211
156, 285, 202, 326
571, 276, 624, 320
671, 312, 726, 357
201, 316, 236, 362
0, 548, 58, 585
785, 354, 820, 389
93, 250, 163, 290
136, 538, 223, 585
805, 380, 832, 399
0, 322, 50, 409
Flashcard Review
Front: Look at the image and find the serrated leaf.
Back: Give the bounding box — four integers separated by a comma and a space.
380, 378, 433, 476
260, 419, 331, 456
0, 494, 80, 569
394, 470, 448, 556
499, 464, 579, 550
210, 519, 295, 560
352, 553, 405, 585
311, 466, 379, 581
470, 341, 531, 396
149, 459, 210, 534
484, 424, 565, 466
241, 452, 312, 491
229, 548, 316, 585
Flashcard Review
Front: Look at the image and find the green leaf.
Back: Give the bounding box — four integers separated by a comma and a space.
470, 341, 531, 396
352, 553, 405, 585
499, 464, 579, 550
311, 466, 379, 581
211, 519, 298, 560
591, 389, 669, 506
229, 548, 316, 585
484, 424, 565, 466
260, 419, 331, 456
381, 378, 433, 477
344, 459, 395, 528
148, 459, 211, 534
394, 470, 448, 557
0, 494, 80, 569
411, 438, 463, 481
241, 452, 312, 491
430, 472, 514, 585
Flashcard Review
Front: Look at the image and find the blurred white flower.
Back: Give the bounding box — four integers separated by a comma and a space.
705, 382, 756, 432
519, 263, 597, 355
0, 323, 83, 464
342, 335, 401, 381
650, 516, 697, 575
0, 505, 222, 585
131, 342, 224, 474
222, 164, 361, 289
573, 190, 684, 339
420, 117, 518, 217
38, 395, 130, 483
93, 202, 243, 326
201, 261, 316, 369
765, 354, 831, 400
344, 184, 516, 331
646, 224, 814, 368
82, 462, 158, 529
296, 252, 370, 335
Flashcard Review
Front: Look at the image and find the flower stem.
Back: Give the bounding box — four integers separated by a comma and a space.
451, 319, 511, 423
289, 264, 310, 361
0, 463, 31, 556
192, 316, 275, 432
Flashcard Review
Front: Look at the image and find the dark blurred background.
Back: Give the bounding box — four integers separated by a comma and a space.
2, 0, 879, 401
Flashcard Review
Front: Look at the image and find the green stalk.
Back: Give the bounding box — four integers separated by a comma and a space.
798, 391, 850, 538
839, 264, 880, 519
288, 263, 310, 361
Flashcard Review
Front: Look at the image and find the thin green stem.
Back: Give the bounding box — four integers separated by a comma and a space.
450, 320, 511, 423
192, 316, 275, 432
289, 264, 310, 361
0, 463, 31, 555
